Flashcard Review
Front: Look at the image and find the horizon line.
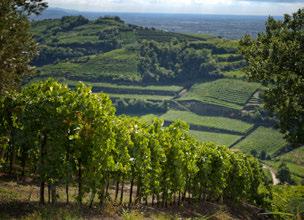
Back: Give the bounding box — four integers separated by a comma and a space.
47, 6, 286, 17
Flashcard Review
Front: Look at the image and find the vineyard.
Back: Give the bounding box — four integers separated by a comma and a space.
0, 80, 269, 210
27, 16, 304, 188
28, 16, 304, 188
178, 79, 261, 110
1, 12, 303, 219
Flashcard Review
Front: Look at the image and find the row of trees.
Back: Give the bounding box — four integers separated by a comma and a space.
0, 79, 270, 207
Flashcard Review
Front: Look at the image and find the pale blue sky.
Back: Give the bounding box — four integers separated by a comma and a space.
49, 0, 304, 15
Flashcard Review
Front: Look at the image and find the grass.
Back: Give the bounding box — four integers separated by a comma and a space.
265, 161, 304, 178
190, 130, 241, 146
233, 126, 288, 156
161, 110, 253, 133
64, 80, 183, 92
179, 79, 260, 110
276, 146, 304, 166
221, 69, 247, 78
135, 28, 198, 42
263, 147, 304, 184
139, 114, 160, 123
109, 93, 173, 101
270, 185, 304, 219
57, 34, 100, 44
0, 176, 251, 220
39, 49, 141, 82
185, 33, 217, 40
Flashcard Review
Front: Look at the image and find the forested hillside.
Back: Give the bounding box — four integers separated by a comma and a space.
30, 15, 242, 83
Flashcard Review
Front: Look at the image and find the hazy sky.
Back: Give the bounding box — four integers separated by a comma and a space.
49, 0, 304, 15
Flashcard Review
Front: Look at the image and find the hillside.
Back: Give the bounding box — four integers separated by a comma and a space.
29, 15, 303, 185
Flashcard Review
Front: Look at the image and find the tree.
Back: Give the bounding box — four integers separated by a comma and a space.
0, 0, 47, 94
250, 149, 258, 158
260, 150, 267, 160
277, 162, 293, 184
239, 9, 304, 145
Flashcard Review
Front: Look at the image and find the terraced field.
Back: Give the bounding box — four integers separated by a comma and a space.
135, 28, 200, 42
179, 79, 260, 110
190, 130, 241, 146
233, 126, 288, 156
39, 49, 141, 82
161, 110, 253, 133
221, 69, 246, 78
139, 114, 159, 123
109, 93, 173, 101
265, 160, 304, 184
66, 80, 183, 93
277, 147, 304, 166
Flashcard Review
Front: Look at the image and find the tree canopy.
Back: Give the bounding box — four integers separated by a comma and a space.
239, 9, 304, 145
0, 0, 47, 94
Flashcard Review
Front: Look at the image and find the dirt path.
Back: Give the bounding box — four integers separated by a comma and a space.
263, 165, 280, 185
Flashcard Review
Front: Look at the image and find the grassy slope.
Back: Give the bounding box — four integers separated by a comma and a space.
265, 160, 304, 178
276, 146, 304, 166
65, 80, 183, 92
161, 110, 253, 133
109, 93, 173, 100
179, 79, 260, 110
233, 126, 288, 156
39, 49, 141, 82
190, 130, 241, 146
265, 147, 304, 183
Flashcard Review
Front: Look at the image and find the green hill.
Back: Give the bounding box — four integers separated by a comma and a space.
29, 16, 303, 187
39, 48, 141, 82
31, 16, 245, 84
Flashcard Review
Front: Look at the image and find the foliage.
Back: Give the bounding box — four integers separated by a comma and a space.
270, 185, 304, 220
113, 98, 168, 115
239, 9, 304, 145
277, 163, 294, 184
266, 160, 304, 184
30, 16, 245, 85
0, 0, 47, 94
0, 80, 270, 207
138, 40, 219, 83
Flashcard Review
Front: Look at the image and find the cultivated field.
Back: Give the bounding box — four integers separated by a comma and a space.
233, 126, 288, 156
178, 79, 260, 110
190, 130, 241, 146
161, 110, 253, 133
